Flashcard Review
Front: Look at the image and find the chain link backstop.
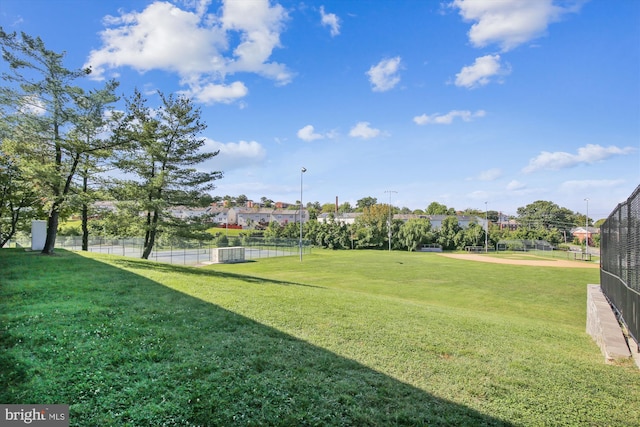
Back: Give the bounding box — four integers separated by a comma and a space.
600, 184, 640, 347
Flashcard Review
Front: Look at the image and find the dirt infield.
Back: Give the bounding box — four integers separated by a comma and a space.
438, 253, 600, 268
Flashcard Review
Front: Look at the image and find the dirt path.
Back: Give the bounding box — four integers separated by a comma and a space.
437, 253, 599, 268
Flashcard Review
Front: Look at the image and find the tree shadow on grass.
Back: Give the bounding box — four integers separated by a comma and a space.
107, 256, 324, 289
0, 249, 512, 426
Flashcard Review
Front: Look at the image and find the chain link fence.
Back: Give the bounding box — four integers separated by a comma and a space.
9, 235, 311, 265
600, 184, 640, 347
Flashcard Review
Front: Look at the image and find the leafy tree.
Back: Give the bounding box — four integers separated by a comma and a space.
574, 213, 592, 228
516, 200, 578, 234
0, 153, 41, 246
458, 222, 485, 249
87, 206, 144, 238
487, 210, 500, 223
321, 203, 336, 214
307, 201, 322, 211
308, 217, 351, 249
426, 202, 455, 215
338, 201, 353, 213
0, 29, 119, 254
303, 218, 321, 244
460, 208, 498, 221
281, 221, 300, 239
353, 203, 389, 249
215, 234, 229, 248
436, 215, 462, 250
113, 90, 222, 259
487, 223, 510, 246
68, 84, 119, 250
304, 201, 321, 220
398, 218, 433, 251
197, 193, 215, 207
356, 196, 377, 211
260, 196, 274, 207
264, 220, 283, 239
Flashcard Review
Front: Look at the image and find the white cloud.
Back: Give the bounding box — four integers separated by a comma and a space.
220, 0, 291, 82
180, 81, 248, 104
297, 125, 324, 141
455, 54, 509, 88
523, 144, 636, 173
85, 0, 291, 104
451, 0, 582, 52
349, 121, 381, 139
320, 6, 340, 37
506, 180, 526, 191
559, 179, 627, 193
203, 138, 266, 170
477, 168, 502, 181
414, 109, 486, 125
366, 57, 402, 92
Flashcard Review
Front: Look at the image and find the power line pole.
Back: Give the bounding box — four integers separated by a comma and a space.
485, 201, 488, 253
300, 167, 307, 262
384, 190, 397, 252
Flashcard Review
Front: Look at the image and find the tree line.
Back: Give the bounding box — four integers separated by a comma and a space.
0, 30, 221, 257
257, 198, 598, 251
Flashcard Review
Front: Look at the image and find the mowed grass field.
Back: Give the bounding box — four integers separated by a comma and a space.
1, 248, 638, 426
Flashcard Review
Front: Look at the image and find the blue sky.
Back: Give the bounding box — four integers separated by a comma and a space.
1, 0, 638, 219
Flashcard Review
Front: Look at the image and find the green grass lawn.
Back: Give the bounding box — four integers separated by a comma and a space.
206, 226, 250, 237
1, 248, 638, 426
486, 249, 599, 263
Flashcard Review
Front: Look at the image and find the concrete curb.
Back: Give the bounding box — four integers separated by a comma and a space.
586, 284, 631, 363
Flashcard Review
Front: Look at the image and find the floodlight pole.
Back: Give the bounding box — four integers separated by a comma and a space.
300, 167, 307, 262
485, 201, 488, 253
385, 190, 397, 252
584, 198, 589, 257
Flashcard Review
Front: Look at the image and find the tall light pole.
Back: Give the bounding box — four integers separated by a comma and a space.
300, 167, 306, 262
584, 197, 589, 257
484, 201, 488, 253
384, 190, 397, 252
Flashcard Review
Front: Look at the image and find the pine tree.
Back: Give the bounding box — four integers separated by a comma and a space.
68, 84, 120, 250
0, 29, 118, 254
113, 90, 222, 259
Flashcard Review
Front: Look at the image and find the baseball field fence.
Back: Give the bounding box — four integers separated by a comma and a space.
600, 184, 640, 348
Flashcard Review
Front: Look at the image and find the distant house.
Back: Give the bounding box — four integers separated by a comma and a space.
207, 207, 230, 225
317, 212, 361, 225
228, 208, 272, 228
93, 200, 117, 214
166, 206, 210, 220
571, 226, 600, 244
228, 208, 307, 228
496, 212, 519, 230
393, 214, 488, 230
270, 208, 306, 225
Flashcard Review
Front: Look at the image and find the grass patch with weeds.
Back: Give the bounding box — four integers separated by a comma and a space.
1, 248, 638, 426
